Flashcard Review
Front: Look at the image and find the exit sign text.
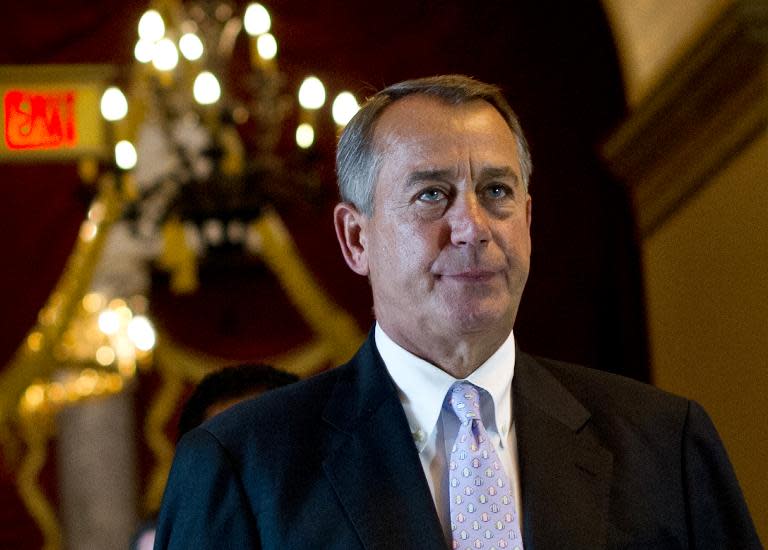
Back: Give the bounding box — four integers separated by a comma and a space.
4, 89, 78, 151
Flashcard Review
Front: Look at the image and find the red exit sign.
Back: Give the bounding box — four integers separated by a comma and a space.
0, 65, 113, 161
4, 89, 78, 150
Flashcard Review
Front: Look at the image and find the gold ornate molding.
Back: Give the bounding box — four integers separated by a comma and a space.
17, 414, 61, 550
0, 170, 142, 550
143, 357, 185, 514
251, 208, 364, 366
0, 173, 123, 427
602, 0, 768, 237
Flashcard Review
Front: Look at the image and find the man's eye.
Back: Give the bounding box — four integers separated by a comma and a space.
485, 184, 510, 199
418, 188, 446, 202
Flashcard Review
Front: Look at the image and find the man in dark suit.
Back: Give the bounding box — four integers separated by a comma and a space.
154, 75, 761, 549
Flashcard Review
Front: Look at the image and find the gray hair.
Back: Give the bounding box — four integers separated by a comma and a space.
336, 74, 533, 215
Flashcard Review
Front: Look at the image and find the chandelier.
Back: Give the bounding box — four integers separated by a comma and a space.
103, 1, 360, 275
17, 0, 364, 414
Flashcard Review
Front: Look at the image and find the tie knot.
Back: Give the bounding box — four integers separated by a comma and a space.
448, 382, 481, 425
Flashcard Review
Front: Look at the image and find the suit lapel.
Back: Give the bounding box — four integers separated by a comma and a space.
321, 334, 447, 550
514, 353, 613, 550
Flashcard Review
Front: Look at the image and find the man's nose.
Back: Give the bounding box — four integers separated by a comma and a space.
449, 194, 491, 246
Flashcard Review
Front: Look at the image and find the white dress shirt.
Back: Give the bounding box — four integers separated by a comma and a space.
374, 323, 523, 541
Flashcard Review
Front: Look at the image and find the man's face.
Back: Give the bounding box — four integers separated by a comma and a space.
337, 95, 532, 354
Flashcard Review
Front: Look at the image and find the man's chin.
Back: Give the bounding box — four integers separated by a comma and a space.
444, 305, 515, 336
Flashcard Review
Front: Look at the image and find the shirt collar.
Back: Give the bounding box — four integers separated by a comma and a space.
375, 323, 516, 452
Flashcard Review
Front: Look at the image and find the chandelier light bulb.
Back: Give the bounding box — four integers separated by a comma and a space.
332, 91, 359, 127
295, 123, 315, 149
98, 310, 120, 336
244, 3, 271, 36
298, 76, 326, 110
257, 33, 277, 60
138, 10, 165, 42
152, 38, 179, 71
127, 315, 156, 351
134, 39, 156, 63
115, 141, 138, 170
179, 33, 204, 61
193, 71, 222, 105
100, 87, 128, 121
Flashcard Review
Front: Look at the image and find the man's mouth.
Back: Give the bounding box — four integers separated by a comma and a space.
438, 270, 500, 281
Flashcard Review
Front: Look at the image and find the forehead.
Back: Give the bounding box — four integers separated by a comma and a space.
371, 95, 519, 168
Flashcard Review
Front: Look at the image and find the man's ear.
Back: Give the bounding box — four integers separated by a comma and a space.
333, 202, 370, 276
526, 192, 533, 230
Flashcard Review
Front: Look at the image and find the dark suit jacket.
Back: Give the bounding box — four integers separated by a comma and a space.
154, 332, 761, 549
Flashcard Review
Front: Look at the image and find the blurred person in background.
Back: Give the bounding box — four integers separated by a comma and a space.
130, 363, 298, 550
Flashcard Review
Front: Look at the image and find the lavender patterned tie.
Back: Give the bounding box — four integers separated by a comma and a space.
447, 382, 524, 550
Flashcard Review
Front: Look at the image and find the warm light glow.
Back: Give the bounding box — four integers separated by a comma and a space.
152, 38, 179, 71
114, 336, 136, 360
26, 332, 43, 352
19, 367, 137, 416
115, 140, 138, 170
128, 316, 156, 351
180, 20, 198, 34
332, 91, 359, 126
232, 106, 249, 124
95, 346, 117, 367
82, 292, 106, 313
134, 39, 156, 63
295, 123, 315, 149
202, 219, 224, 245
38, 307, 56, 326
24, 385, 45, 409
93, 373, 107, 394
298, 76, 326, 109
227, 220, 246, 242
47, 383, 66, 404
256, 33, 277, 60
106, 373, 124, 392
98, 310, 120, 335
138, 10, 165, 42
115, 306, 133, 325
193, 71, 221, 105
244, 3, 271, 36
75, 369, 100, 393
119, 362, 137, 377
88, 201, 106, 223
79, 220, 98, 242
100, 87, 128, 121
109, 298, 127, 310
179, 33, 204, 61
65, 381, 79, 402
